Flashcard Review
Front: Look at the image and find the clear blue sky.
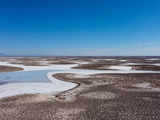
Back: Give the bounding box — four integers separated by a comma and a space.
0, 0, 160, 56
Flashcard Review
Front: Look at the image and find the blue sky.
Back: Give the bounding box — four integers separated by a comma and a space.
0, 0, 160, 56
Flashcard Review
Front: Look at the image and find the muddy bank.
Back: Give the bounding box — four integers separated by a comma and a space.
0, 66, 23, 72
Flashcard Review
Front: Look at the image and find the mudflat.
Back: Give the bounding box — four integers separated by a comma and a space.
0, 65, 23, 72
0, 57, 160, 120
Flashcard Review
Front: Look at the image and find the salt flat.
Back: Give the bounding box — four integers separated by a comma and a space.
0, 59, 160, 98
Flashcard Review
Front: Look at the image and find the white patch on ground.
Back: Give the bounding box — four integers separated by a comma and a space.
132, 82, 160, 91
122, 63, 145, 65
99, 59, 116, 61
109, 66, 132, 71
38, 60, 50, 65
0, 83, 58, 98
133, 82, 152, 89
0, 72, 77, 98
124, 63, 160, 67
0, 61, 77, 71
1, 61, 160, 98
119, 60, 127, 62
75, 61, 90, 65
146, 58, 160, 61
90, 59, 116, 62
154, 63, 160, 66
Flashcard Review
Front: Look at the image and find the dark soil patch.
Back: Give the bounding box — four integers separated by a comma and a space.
0, 66, 23, 72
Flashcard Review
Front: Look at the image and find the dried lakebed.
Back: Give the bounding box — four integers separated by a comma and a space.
0, 61, 160, 99
0, 70, 78, 98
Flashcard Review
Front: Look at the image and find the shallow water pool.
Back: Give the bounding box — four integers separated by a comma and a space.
0, 70, 61, 84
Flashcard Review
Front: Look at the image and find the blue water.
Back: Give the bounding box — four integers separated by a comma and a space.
0, 70, 61, 85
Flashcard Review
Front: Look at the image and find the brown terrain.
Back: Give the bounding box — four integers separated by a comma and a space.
130, 65, 160, 71
0, 57, 160, 120
0, 66, 23, 72
73, 59, 125, 70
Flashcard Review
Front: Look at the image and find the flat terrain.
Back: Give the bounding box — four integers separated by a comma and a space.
0, 56, 160, 120
0, 65, 23, 72
130, 65, 160, 71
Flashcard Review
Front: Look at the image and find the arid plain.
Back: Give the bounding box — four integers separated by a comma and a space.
0, 57, 160, 120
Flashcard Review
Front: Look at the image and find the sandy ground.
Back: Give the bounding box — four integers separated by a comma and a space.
1, 58, 160, 98
0, 57, 160, 120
